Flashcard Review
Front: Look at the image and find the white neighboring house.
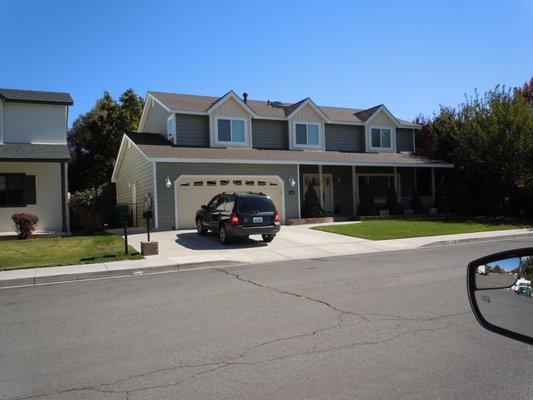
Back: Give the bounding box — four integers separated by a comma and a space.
0, 88, 73, 233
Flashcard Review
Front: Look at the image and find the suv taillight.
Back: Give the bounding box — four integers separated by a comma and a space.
230, 212, 240, 225
274, 210, 280, 223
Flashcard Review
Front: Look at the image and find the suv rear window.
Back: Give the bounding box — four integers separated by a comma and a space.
237, 196, 275, 213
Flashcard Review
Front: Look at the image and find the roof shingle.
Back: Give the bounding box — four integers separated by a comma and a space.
149, 91, 420, 127
0, 88, 74, 105
0, 143, 70, 160
126, 132, 451, 167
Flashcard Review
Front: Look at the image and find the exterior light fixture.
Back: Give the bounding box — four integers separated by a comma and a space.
165, 175, 172, 189
288, 176, 296, 187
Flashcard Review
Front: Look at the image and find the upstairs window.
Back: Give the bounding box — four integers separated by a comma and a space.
216, 118, 246, 144
166, 115, 175, 143
295, 123, 320, 147
370, 127, 392, 149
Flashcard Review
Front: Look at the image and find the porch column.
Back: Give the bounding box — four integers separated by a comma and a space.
431, 168, 436, 208
318, 164, 324, 209
393, 167, 399, 200
297, 164, 301, 218
351, 166, 357, 216
414, 168, 418, 191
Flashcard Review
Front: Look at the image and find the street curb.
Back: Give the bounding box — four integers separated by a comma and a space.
0, 260, 243, 289
421, 232, 533, 247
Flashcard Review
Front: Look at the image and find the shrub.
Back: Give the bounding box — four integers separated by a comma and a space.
302, 181, 323, 218
12, 213, 39, 239
69, 186, 104, 233
386, 187, 401, 215
410, 191, 424, 213
358, 189, 377, 216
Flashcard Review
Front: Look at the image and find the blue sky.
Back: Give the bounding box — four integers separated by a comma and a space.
1, 0, 532, 126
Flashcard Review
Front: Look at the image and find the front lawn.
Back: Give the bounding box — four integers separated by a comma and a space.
313, 218, 531, 241
0, 234, 142, 271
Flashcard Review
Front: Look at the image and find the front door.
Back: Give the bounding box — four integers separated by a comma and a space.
303, 174, 334, 213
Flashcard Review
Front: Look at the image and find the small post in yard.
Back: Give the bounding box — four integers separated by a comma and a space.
141, 197, 158, 256
123, 217, 128, 255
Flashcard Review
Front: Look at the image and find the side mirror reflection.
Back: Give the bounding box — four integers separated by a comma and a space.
467, 248, 533, 345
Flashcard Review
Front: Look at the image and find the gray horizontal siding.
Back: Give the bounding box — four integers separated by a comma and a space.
143, 100, 169, 134
155, 162, 299, 228
252, 120, 288, 149
175, 113, 210, 147
396, 128, 415, 152
115, 143, 154, 226
325, 124, 364, 152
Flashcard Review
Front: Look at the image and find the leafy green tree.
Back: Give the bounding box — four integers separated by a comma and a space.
302, 182, 323, 218
68, 89, 144, 192
416, 83, 533, 216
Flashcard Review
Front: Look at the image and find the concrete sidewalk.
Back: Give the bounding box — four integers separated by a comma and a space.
0, 226, 531, 287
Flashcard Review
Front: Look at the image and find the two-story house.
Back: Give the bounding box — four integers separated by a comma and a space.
0, 88, 73, 233
111, 90, 452, 229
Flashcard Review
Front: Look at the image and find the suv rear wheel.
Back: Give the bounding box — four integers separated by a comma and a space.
219, 225, 230, 244
262, 234, 275, 243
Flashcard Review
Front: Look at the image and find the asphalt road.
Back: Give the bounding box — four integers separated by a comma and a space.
1, 238, 533, 400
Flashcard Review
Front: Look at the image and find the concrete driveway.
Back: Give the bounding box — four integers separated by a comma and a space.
112, 224, 532, 269
120, 223, 396, 266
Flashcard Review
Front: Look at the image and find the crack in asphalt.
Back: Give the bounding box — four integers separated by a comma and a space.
5, 269, 471, 400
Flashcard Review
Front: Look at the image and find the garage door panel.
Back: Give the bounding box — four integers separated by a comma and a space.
176, 176, 284, 229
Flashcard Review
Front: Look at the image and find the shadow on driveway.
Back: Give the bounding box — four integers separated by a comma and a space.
175, 232, 269, 250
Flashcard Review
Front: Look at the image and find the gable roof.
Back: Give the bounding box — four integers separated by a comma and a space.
0, 143, 70, 161
125, 132, 452, 168
148, 91, 420, 128
0, 88, 73, 105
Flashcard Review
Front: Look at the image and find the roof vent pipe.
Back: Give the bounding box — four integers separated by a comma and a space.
243, 92, 248, 103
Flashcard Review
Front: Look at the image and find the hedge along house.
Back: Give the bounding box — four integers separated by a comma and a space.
0, 88, 73, 233
111, 90, 453, 229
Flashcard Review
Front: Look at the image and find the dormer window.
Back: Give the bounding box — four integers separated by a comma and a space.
166, 115, 175, 143
370, 127, 392, 149
215, 117, 246, 144
294, 123, 320, 148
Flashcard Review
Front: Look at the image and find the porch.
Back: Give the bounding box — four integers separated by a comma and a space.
297, 164, 440, 218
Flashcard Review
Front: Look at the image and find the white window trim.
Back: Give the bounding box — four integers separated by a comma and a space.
292, 121, 321, 149
166, 114, 176, 144
368, 126, 396, 152
214, 116, 249, 146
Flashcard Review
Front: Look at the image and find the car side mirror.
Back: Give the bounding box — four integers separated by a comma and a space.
467, 247, 533, 345
201, 205, 208, 210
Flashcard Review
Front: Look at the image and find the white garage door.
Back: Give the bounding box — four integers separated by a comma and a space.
174, 175, 285, 229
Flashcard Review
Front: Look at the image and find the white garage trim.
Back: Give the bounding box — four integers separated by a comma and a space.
173, 174, 286, 229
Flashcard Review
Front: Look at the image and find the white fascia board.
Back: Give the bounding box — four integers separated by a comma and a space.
111, 134, 128, 182
148, 157, 454, 168
111, 135, 152, 182
364, 105, 401, 127
138, 93, 173, 132
287, 98, 330, 122
206, 91, 257, 117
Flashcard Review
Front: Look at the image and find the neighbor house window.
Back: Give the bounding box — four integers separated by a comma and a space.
295, 123, 320, 147
216, 118, 246, 144
370, 127, 392, 149
0, 174, 25, 206
166, 115, 175, 143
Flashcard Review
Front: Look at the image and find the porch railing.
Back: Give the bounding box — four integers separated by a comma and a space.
373, 196, 433, 210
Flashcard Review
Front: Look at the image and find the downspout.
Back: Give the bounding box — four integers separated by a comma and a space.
60, 161, 67, 233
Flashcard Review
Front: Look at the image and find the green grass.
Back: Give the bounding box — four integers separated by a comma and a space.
0, 234, 142, 271
313, 218, 531, 241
